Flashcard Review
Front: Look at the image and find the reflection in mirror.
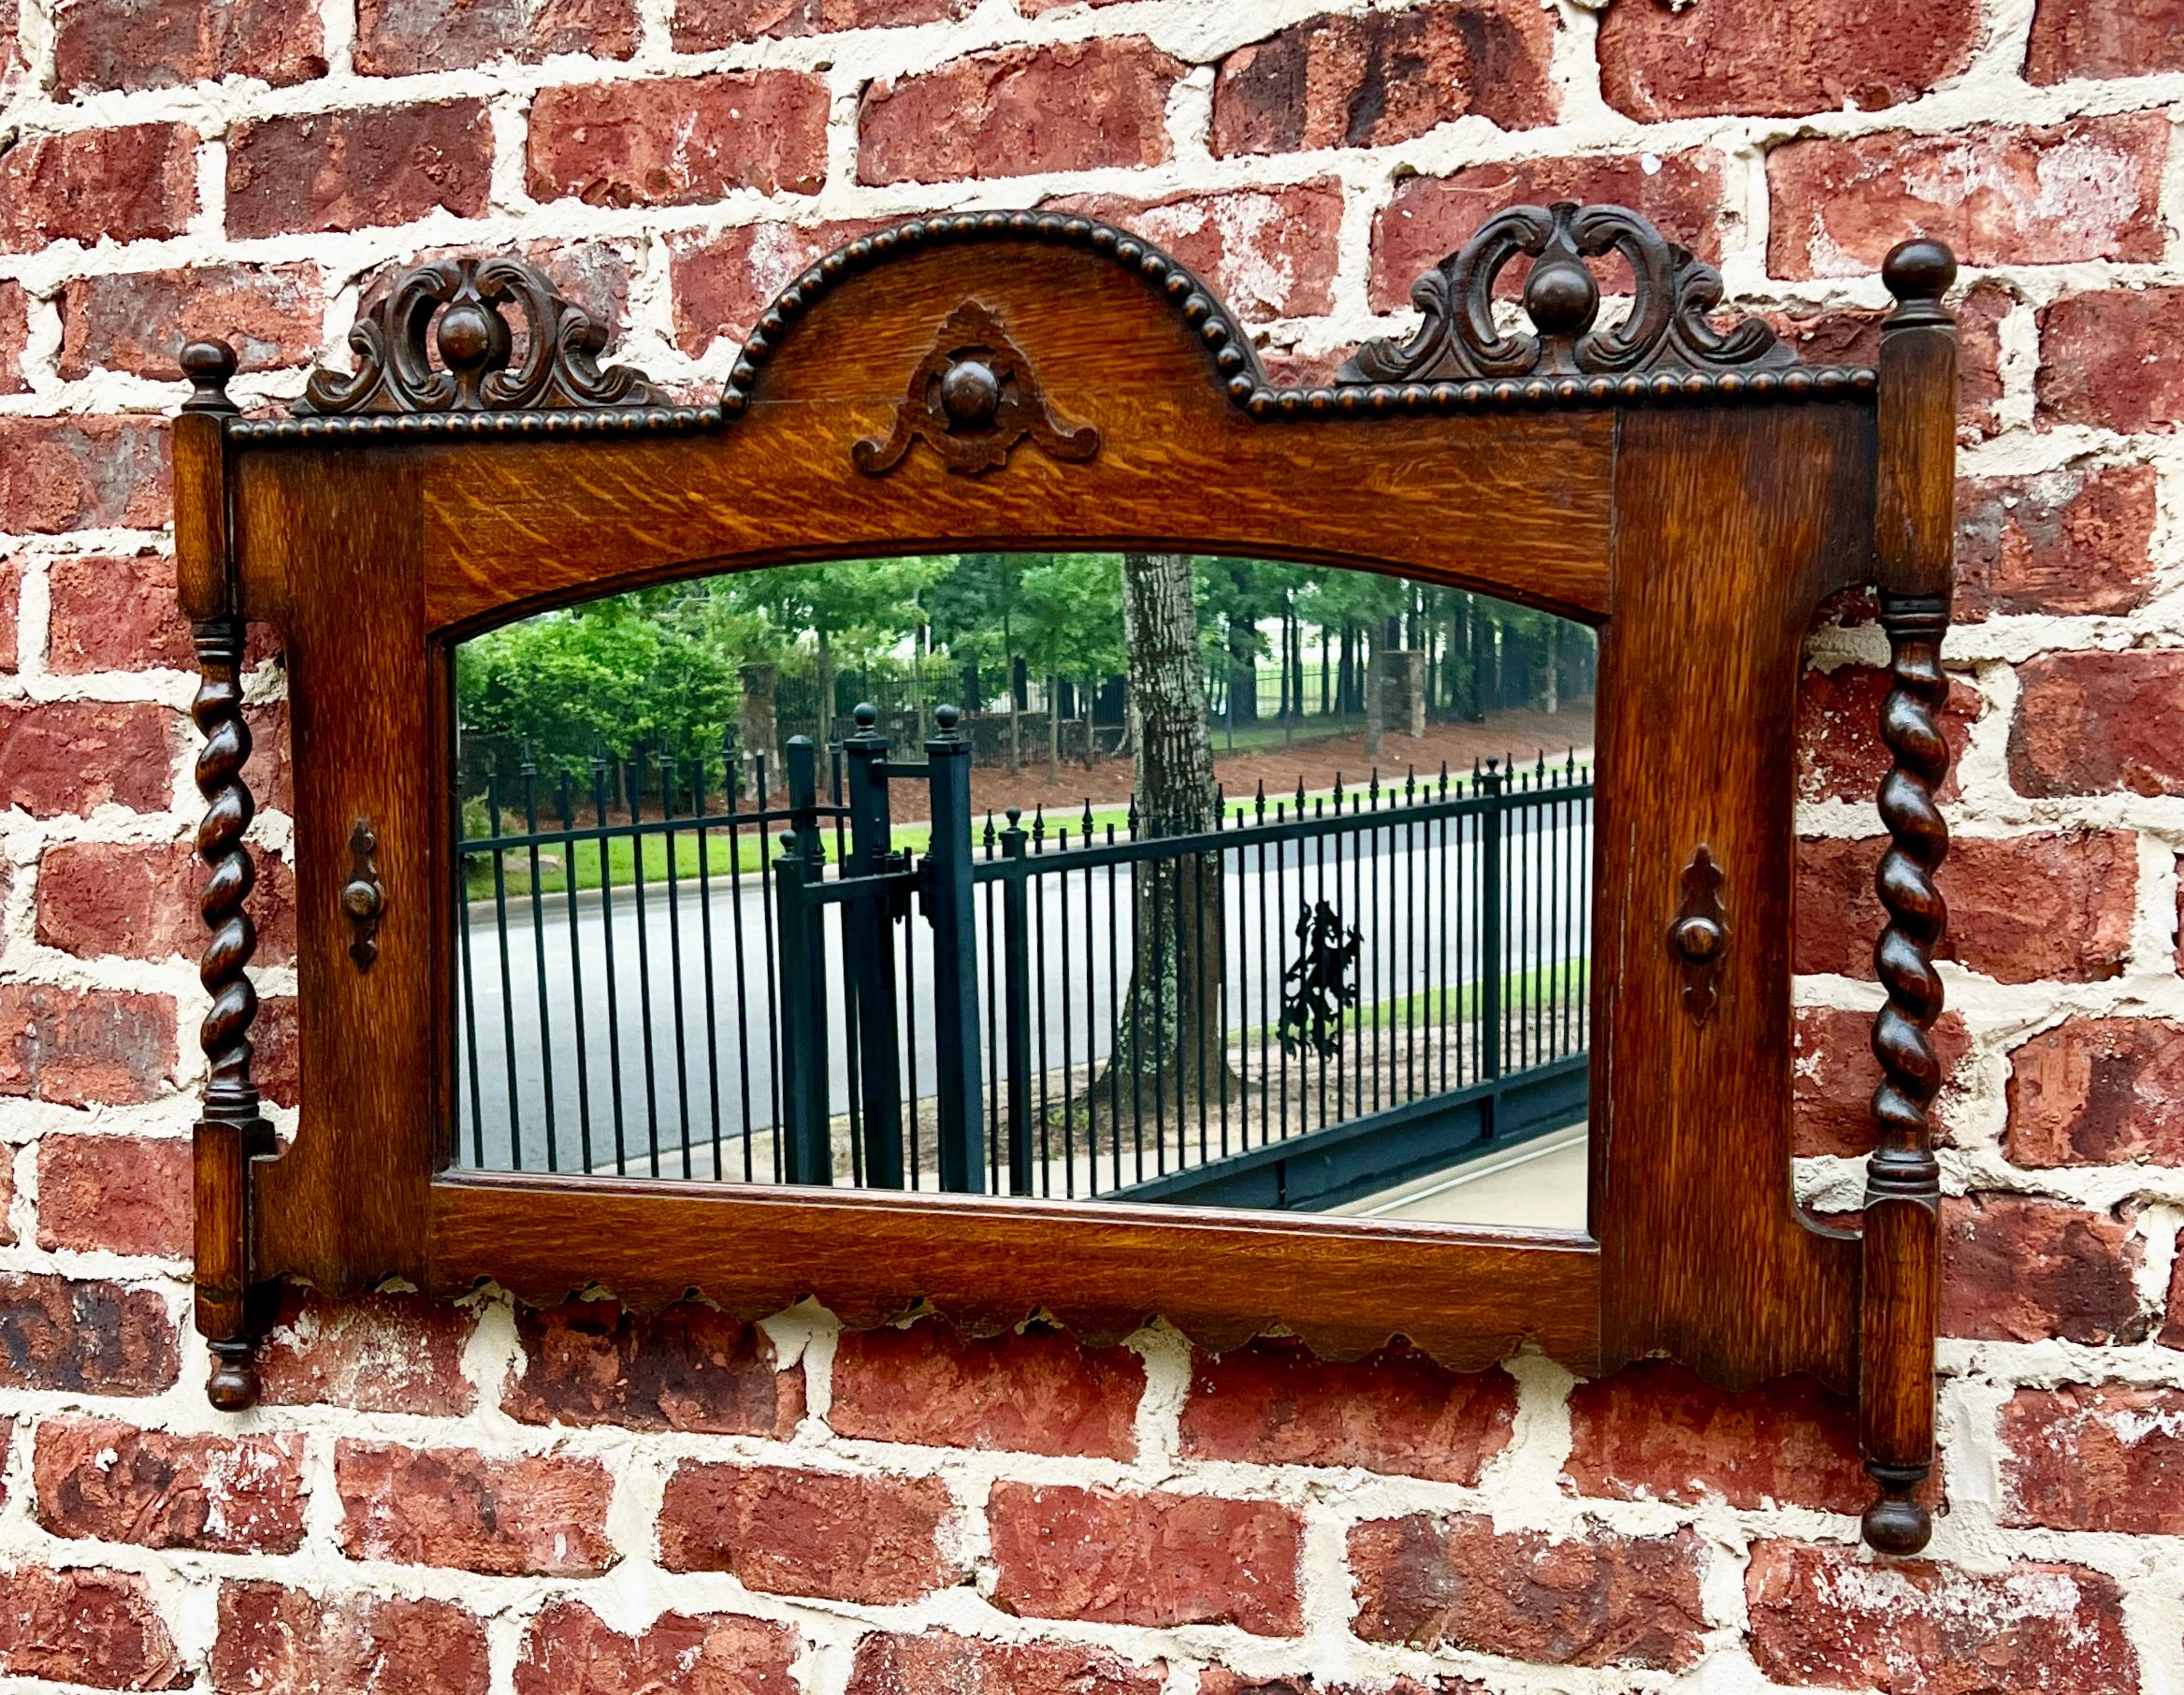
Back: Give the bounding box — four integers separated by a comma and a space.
452, 555, 1596, 1229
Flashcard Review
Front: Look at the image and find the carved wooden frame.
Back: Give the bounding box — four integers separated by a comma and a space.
173, 206, 1957, 1554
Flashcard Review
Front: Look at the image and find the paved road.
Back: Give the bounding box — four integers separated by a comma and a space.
456, 804, 1594, 1185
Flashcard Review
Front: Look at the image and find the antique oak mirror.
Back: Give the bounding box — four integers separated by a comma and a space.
172, 204, 1958, 1555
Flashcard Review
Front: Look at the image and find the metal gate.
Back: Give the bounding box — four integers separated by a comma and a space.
768, 705, 1593, 1210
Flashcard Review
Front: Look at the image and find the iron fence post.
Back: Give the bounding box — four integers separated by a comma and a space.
844, 704, 905, 1189
924, 707, 987, 1193
777, 735, 832, 1185
1000, 808, 1034, 1195
1479, 758, 1505, 1138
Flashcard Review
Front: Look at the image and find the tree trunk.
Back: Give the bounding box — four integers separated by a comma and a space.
1542, 621, 1559, 716
1047, 671, 1061, 781
1100, 551, 1232, 1135
815, 627, 835, 748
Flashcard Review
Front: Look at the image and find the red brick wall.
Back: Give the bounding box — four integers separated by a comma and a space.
1, 0, 2179, 1689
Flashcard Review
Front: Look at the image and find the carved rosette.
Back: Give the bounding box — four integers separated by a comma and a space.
1338, 201, 1795, 385
296, 256, 665, 416
855, 300, 1100, 476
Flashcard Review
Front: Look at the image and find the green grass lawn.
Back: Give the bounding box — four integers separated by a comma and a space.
464, 804, 1142, 901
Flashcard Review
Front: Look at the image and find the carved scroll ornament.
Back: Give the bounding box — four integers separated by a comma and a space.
855, 300, 1100, 476
1338, 201, 1795, 386
296, 256, 665, 416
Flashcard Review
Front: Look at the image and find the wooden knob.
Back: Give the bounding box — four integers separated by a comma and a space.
1671, 913, 1724, 963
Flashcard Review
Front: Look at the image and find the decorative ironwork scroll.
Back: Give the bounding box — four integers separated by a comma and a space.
295, 256, 665, 416
1279, 901, 1361, 1059
1338, 201, 1796, 385
854, 299, 1101, 476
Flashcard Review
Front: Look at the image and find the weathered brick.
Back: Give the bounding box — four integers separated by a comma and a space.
831, 1320, 1141, 1459
214, 1581, 490, 1695
54, 0, 323, 94
244, 698, 294, 813
254, 994, 300, 1111
513, 1601, 798, 1695
658, 1463, 960, 1601
0, 123, 196, 251
0, 985, 177, 1108
846, 1631, 1166, 1695
1746, 1541, 2136, 1695
228, 103, 492, 238
1196, 1675, 1477, 1695
1046, 185, 1345, 320
2000, 1384, 2184, 1532
1349, 1515, 1706, 1668
1944, 1193, 2145, 1345
356, 0, 635, 73
1795, 833, 2135, 985
61, 266, 324, 382
1564, 1360, 1866, 1513
1770, 278, 2009, 442
36, 1135, 190, 1256
671, 219, 884, 355
47, 553, 194, 671
674, 0, 969, 47
0, 417, 170, 534
2013, 651, 2184, 798
1180, 1341, 1512, 1483
989, 1482, 1302, 1635
2038, 286, 2184, 432
1371, 152, 1727, 311
1956, 465, 2158, 620
1600, 0, 1976, 117
334, 1442, 617, 1576
35, 1416, 306, 1553
1795, 661, 1976, 804
256, 1284, 478, 1414
860, 39, 1185, 185
0, 556, 20, 670
4, 701, 175, 818
0, 279, 26, 394
0, 1273, 178, 1394
1794, 1006, 1969, 1158
1210, 4, 1555, 157
0, 1564, 184, 1689
38, 840, 297, 965
2027, 0, 2184, 81
2164, 1249, 2184, 1348
2008, 1017, 2184, 1168
505, 1298, 802, 1435
1768, 114, 2168, 279
529, 74, 828, 208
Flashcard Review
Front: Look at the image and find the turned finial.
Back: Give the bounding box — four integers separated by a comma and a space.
1882, 239, 1957, 325
206, 1340, 261, 1411
180, 339, 239, 413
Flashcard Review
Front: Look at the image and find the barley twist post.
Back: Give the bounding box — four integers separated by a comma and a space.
1859, 238, 1957, 1555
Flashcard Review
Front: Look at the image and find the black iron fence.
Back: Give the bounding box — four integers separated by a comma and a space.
455, 714, 1593, 1210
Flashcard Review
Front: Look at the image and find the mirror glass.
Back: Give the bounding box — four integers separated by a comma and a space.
451, 554, 1596, 1230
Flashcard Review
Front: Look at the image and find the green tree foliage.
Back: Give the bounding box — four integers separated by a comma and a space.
455, 553, 1596, 782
